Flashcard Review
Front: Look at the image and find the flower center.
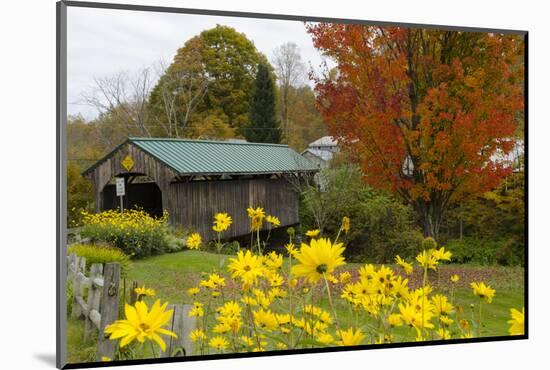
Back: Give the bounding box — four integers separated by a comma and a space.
244, 265, 251, 272
139, 323, 150, 332
316, 264, 328, 274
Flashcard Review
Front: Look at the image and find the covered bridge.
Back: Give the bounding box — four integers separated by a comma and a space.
83, 137, 318, 240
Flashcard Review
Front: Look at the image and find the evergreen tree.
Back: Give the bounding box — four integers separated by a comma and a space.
244, 63, 282, 143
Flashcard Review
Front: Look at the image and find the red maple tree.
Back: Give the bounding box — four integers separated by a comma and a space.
307, 24, 524, 237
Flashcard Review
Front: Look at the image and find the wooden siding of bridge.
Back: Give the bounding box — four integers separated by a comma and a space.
169, 178, 299, 241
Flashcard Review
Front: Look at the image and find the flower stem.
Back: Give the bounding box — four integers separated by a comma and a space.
478, 298, 483, 337
216, 232, 222, 271
334, 226, 343, 244
323, 274, 340, 332
256, 228, 261, 255
450, 285, 455, 306
247, 304, 262, 348
149, 341, 157, 359
288, 251, 294, 348
421, 265, 428, 333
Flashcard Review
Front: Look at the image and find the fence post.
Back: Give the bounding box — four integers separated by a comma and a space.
84, 263, 103, 341
129, 281, 138, 304
67, 254, 76, 280
79, 257, 86, 275
161, 304, 196, 357
97, 263, 120, 360
71, 256, 86, 319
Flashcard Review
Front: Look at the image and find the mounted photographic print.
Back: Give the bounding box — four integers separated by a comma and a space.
56, 1, 527, 368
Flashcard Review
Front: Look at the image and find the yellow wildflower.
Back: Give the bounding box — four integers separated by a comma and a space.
470, 282, 496, 303
212, 322, 231, 334
285, 243, 297, 257
416, 250, 438, 270
241, 295, 258, 306
433, 247, 452, 262
187, 287, 200, 296
213, 213, 232, 232
200, 273, 226, 289
134, 286, 155, 298
189, 329, 206, 342
217, 301, 241, 317
291, 238, 346, 284
253, 309, 278, 331
508, 307, 524, 335
264, 251, 283, 270
440, 315, 454, 327
305, 229, 320, 238
240, 335, 255, 347
316, 332, 335, 345
342, 216, 350, 234
186, 233, 202, 250
289, 278, 298, 289
437, 328, 451, 340
358, 264, 376, 280
337, 327, 365, 346
398, 302, 434, 330
104, 300, 177, 352
268, 287, 287, 300
269, 273, 284, 287
395, 255, 413, 274
339, 271, 351, 284
266, 215, 281, 227
209, 336, 229, 351
431, 294, 454, 316
188, 305, 204, 318
247, 207, 265, 231
228, 250, 264, 287
388, 314, 403, 327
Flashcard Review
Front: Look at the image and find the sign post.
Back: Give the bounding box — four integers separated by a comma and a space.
115, 177, 125, 212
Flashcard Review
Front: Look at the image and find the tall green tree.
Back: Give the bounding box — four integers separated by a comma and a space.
149, 25, 270, 138
243, 63, 281, 143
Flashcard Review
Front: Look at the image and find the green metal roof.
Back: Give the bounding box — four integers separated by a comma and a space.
86, 137, 319, 176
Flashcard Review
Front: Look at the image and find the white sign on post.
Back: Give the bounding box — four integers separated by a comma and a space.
116, 177, 125, 196
116, 177, 125, 212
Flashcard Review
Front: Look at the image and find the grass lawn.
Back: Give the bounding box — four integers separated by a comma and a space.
67, 317, 99, 364
67, 250, 524, 363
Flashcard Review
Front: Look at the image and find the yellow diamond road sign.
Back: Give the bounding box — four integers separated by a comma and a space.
121, 155, 135, 171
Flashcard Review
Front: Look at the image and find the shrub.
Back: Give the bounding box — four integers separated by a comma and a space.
446, 237, 523, 266
165, 234, 185, 253
68, 243, 131, 276
80, 209, 171, 258
443, 172, 525, 266
299, 165, 423, 263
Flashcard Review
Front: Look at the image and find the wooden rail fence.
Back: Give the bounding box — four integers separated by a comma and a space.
67, 253, 120, 359
67, 253, 196, 360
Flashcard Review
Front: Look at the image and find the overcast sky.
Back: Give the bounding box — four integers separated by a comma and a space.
67, 6, 331, 120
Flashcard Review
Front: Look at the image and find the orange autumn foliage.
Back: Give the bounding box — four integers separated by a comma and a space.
307, 24, 524, 236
